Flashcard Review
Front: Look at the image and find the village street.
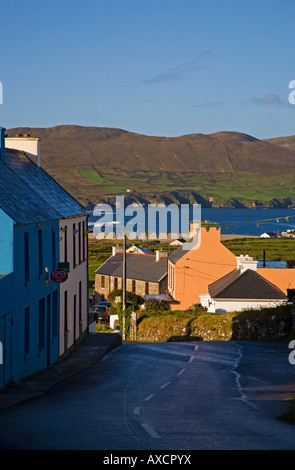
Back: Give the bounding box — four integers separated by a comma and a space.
0, 340, 294, 451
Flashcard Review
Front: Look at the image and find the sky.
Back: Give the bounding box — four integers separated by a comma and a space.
1, 0, 295, 139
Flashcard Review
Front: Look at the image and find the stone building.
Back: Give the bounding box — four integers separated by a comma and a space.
95, 250, 167, 301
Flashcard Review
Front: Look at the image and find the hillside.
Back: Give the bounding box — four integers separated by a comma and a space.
6, 125, 295, 209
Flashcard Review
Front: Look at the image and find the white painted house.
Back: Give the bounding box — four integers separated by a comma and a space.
260, 232, 277, 238
59, 216, 88, 356
200, 267, 287, 313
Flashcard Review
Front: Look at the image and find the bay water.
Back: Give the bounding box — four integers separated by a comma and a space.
88, 207, 295, 237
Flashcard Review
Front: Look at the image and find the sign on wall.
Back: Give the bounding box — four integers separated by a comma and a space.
50, 268, 68, 284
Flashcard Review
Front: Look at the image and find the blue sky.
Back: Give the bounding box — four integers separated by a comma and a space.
1, 0, 295, 139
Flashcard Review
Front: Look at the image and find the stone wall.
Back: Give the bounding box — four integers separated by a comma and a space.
135, 305, 295, 343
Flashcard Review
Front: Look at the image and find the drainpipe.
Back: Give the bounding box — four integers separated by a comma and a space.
0, 127, 6, 162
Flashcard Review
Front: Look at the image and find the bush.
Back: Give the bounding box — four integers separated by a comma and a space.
144, 298, 171, 313
110, 300, 138, 338
188, 303, 208, 312
107, 289, 144, 307
95, 323, 114, 333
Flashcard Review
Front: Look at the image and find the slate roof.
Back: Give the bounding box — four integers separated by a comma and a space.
96, 252, 168, 283
0, 149, 87, 224
168, 244, 187, 264
208, 269, 287, 300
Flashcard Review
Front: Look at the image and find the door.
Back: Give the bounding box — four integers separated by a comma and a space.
46, 295, 51, 366
0, 311, 12, 389
73, 294, 77, 345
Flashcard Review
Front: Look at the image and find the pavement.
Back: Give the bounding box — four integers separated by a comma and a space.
0, 325, 122, 412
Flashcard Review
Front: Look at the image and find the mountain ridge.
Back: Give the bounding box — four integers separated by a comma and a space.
6, 125, 295, 209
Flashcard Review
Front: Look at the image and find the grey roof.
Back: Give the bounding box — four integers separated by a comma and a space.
168, 244, 187, 264
96, 252, 168, 283
208, 269, 287, 300
0, 149, 87, 224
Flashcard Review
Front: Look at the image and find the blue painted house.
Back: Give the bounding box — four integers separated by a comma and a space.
0, 128, 88, 389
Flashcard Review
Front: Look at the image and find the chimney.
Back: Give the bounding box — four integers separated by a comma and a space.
236, 254, 258, 273
155, 249, 168, 261
112, 244, 123, 256
5, 134, 41, 167
0, 127, 6, 162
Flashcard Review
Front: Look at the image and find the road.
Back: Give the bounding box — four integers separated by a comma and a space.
0, 340, 294, 451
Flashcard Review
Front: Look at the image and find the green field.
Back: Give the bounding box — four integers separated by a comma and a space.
79, 167, 126, 196
88, 236, 295, 294
222, 237, 295, 261
79, 169, 295, 207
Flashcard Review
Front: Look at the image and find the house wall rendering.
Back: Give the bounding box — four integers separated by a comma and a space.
257, 267, 295, 294
59, 216, 88, 357
0, 221, 60, 389
168, 226, 237, 310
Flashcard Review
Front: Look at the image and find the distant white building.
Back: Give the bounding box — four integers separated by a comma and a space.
126, 244, 150, 254
260, 232, 277, 238
170, 238, 186, 246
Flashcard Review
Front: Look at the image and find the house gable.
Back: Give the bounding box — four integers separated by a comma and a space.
168, 226, 237, 309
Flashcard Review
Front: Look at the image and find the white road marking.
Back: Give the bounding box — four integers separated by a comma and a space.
134, 407, 142, 415
188, 356, 194, 363
144, 393, 155, 401
141, 423, 161, 439
194, 345, 199, 351
177, 368, 186, 376
160, 381, 171, 389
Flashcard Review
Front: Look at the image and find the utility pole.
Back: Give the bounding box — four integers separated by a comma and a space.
122, 226, 126, 340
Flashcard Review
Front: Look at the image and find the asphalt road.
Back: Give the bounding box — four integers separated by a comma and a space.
0, 340, 294, 451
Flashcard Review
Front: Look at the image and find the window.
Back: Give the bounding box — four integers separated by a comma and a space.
145, 282, 149, 295
64, 291, 68, 334
38, 229, 43, 276
82, 220, 86, 261
64, 226, 68, 262
101, 275, 105, 288
73, 223, 76, 268
52, 228, 56, 269
38, 298, 45, 351
74, 294, 77, 343
24, 307, 30, 357
24, 232, 30, 283
114, 277, 118, 290
79, 281, 82, 323
132, 280, 136, 293
78, 222, 82, 264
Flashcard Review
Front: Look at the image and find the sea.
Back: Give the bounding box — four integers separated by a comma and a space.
88, 207, 295, 238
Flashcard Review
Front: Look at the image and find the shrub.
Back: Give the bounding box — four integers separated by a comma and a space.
110, 300, 138, 337
107, 289, 144, 307
144, 298, 171, 313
